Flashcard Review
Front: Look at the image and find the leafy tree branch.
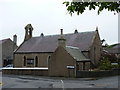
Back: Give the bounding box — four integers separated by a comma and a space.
63, 1, 120, 15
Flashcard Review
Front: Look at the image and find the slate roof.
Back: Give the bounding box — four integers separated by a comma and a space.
66, 46, 90, 62
0, 38, 11, 44
15, 31, 97, 53
105, 43, 120, 54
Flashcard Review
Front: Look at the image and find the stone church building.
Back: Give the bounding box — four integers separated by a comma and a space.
14, 24, 102, 77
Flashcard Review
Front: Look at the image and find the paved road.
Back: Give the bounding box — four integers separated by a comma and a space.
1, 74, 120, 89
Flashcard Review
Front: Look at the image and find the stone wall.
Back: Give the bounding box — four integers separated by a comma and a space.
89, 31, 102, 67
76, 69, 120, 78
2, 68, 48, 76
2, 39, 18, 66
2, 68, 119, 78
48, 47, 76, 77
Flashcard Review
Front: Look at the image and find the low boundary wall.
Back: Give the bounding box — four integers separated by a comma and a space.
2, 68, 120, 78
2, 68, 48, 76
76, 69, 120, 78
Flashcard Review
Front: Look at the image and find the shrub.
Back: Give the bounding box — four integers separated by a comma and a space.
99, 57, 112, 70
111, 64, 119, 69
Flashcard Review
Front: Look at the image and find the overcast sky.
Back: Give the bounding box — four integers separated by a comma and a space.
0, 0, 118, 45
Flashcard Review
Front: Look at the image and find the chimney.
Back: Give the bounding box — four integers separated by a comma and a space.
24, 24, 33, 41
13, 34, 17, 45
13, 34, 17, 51
58, 29, 66, 48
61, 29, 63, 36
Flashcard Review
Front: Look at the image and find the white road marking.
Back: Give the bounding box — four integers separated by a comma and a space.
61, 80, 64, 90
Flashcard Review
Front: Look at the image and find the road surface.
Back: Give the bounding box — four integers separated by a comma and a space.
1, 73, 119, 89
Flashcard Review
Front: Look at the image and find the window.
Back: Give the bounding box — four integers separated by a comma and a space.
27, 58, 34, 64
47, 55, 51, 66
94, 47, 96, 64
23, 56, 26, 66
35, 56, 38, 67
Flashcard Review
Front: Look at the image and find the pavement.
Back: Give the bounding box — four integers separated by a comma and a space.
1, 73, 120, 89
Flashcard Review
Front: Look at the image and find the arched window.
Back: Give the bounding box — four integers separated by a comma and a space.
94, 47, 96, 64
35, 56, 38, 67
47, 55, 51, 66
23, 56, 26, 66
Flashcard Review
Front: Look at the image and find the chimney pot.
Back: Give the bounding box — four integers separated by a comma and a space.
60, 29, 63, 36
41, 33, 44, 37
74, 29, 78, 34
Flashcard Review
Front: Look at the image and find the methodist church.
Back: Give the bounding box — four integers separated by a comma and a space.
14, 24, 102, 77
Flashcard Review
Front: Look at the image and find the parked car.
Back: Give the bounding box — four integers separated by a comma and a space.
4, 64, 13, 68
0, 67, 2, 71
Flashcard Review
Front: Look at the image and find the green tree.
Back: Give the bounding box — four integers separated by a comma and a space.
63, 1, 120, 15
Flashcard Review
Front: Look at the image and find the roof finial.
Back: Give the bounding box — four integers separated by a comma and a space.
96, 26, 98, 31
40, 33, 44, 37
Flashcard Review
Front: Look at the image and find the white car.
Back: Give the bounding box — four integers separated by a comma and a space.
4, 64, 13, 68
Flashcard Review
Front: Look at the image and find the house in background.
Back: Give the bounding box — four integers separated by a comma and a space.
0, 36, 18, 67
102, 43, 120, 62
105, 43, 120, 56
14, 24, 102, 77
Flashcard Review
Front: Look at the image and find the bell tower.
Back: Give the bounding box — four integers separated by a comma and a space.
24, 24, 33, 41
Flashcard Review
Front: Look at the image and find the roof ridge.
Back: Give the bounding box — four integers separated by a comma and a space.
16, 30, 97, 53
0, 38, 11, 41
32, 31, 96, 38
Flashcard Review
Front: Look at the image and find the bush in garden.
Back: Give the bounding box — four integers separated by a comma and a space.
99, 57, 112, 70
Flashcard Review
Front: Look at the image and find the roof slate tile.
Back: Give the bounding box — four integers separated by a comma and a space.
15, 31, 96, 53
